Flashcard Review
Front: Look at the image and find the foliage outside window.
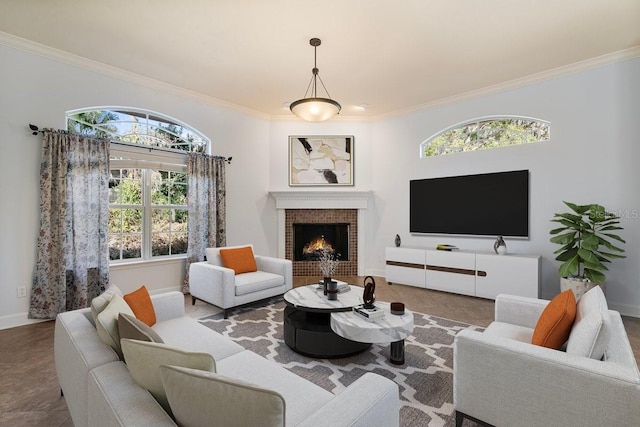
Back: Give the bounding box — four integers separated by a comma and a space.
67, 108, 208, 153
67, 107, 209, 262
421, 116, 550, 158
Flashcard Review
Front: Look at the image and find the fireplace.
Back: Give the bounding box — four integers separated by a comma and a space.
270, 191, 373, 276
293, 223, 349, 261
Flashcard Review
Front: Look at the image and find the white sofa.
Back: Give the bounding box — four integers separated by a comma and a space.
189, 245, 292, 318
454, 292, 640, 427
55, 291, 399, 427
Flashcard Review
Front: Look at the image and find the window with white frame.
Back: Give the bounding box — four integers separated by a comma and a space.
420, 116, 550, 158
66, 107, 210, 262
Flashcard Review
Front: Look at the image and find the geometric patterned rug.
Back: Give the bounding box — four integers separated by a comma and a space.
199, 297, 484, 427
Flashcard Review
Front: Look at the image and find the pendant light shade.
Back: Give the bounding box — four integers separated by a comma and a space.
290, 38, 341, 122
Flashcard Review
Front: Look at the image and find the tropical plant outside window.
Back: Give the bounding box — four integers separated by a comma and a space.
66, 108, 209, 262
421, 116, 550, 158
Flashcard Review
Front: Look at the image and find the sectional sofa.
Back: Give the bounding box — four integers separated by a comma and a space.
54, 289, 400, 426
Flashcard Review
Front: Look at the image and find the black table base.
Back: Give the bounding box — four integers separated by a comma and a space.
284, 306, 371, 358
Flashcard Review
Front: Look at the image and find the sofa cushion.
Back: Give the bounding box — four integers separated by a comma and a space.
531, 289, 576, 349
96, 294, 135, 359
234, 271, 284, 296
118, 313, 164, 344
152, 317, 245, 361
219, 246, 258, 274
160, 365, 285, 427
566, 286, 611, 360
483, 321, 535, 343
91, 284, 123, 323
217, 350, 333, 426
124, 285, 157, 326
120, 339, 216, 415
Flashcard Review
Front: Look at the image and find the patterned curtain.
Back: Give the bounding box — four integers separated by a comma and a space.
29, 130, 110, 319
184, 153, 226, 293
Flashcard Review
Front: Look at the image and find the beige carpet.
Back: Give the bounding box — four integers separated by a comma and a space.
199, 297, 483, 427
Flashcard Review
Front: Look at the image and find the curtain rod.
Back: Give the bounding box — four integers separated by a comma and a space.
28, 124, 232, 164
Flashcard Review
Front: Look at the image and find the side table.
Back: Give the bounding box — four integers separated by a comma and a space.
330, 302, 414, 365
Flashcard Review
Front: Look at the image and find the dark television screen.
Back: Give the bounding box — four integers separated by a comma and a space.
410, 170, 529, 238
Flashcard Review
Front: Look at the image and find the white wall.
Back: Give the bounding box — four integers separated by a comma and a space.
369, 58, 640, 316
0, 43, 269, 328
1, 40, 638, 329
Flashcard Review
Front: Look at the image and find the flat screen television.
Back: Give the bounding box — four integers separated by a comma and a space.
410, 170, 529, 238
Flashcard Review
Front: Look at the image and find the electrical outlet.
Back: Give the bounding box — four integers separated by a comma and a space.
17, 287, 27, 298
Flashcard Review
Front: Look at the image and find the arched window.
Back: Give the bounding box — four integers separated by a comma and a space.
66, 107, 210, 263
420, 116, 550, 158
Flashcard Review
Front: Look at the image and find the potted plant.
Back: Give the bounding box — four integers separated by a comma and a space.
550, 201, 626, 298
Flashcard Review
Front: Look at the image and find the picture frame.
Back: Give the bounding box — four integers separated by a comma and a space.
289, 135, 354, 186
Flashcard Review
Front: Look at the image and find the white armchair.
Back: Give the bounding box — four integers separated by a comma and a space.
454, 293, 640, 427
189, 245, 292, 318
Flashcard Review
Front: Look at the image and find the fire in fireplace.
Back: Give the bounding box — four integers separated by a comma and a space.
293, 223, 349, 261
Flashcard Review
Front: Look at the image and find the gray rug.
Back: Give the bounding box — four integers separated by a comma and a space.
199, 298, 483, 427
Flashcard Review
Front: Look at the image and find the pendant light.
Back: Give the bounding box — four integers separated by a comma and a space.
290, 38, 341, 122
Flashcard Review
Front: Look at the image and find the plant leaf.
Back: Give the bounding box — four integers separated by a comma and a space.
596, 251, 627, 260
555, 248, 578, 261
550, 226, 569, 235
550, 231, 576, 245
564, 201, 590, 215
603, 233, 626, 244
578, 248, 604, 268
558, 256, 579, 277
584, 269, 605, 283
599, 237, 625, 253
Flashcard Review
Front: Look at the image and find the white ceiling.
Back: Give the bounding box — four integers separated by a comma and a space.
1, 0, 639, 119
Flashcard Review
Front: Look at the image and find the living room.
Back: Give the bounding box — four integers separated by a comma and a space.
1, 1, 639, 426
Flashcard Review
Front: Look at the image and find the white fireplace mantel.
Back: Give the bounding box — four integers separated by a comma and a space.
269, 191, 374, 275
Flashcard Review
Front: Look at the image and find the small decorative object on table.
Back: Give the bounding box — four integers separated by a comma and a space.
319, 248, 339, 299
390, 302, 405, 315
353, 304, 385, 321
394, 234, 401, 247
436, 244, 458, 251
362, 276, 376, 309
494, 236, 507, 255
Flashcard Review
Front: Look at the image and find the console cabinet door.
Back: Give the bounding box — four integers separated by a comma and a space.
475, 254, 540, 299
425, 250, 476, 296
385, 247, 426, 288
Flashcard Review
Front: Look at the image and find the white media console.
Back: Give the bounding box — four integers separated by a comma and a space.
385, 247, 540, 299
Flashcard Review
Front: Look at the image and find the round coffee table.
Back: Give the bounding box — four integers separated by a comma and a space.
330, 302, 414, 365
283, 284, 372, 358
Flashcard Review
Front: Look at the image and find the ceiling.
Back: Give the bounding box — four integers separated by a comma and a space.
2, 1, 639, 119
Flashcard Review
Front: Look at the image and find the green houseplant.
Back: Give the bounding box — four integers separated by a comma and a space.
550, 201, 626, 297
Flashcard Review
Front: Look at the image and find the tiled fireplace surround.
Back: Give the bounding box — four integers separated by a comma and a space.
270, 191, 373, 277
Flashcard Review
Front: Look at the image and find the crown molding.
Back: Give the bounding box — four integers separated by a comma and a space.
2, 31, 638, 123
0, 31, 270, 120
373, 46, 640, 121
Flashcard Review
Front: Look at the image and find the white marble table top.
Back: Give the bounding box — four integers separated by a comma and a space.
330, 302, 414, 344
284, 284, 364, 311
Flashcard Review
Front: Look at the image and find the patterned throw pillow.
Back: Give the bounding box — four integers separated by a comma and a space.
124, 285, 157, 326
531, 289, 576, 349
219, 246, 258, 274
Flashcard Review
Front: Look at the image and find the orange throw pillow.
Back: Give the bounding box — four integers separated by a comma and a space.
219, 246, 258, 274
124, 285, 157, 326
531, 289, 576, 349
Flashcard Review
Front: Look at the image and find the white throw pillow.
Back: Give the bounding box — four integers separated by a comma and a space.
95, 293, 134, 359
160, 365, 285, 427
90, 284, 123, 323
566, 286, 611, 360
121, 339, 216, 415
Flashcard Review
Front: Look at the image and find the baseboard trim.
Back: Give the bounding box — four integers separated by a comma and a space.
0, 286, 184, 330
609, 302, 640, 319
0, 313, 48, 331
